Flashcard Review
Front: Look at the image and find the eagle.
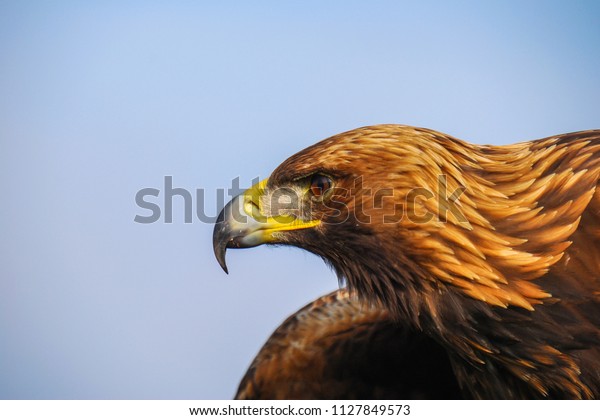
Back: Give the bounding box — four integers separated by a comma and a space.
213, 125, 600, 399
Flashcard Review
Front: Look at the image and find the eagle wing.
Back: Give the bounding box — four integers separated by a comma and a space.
235, 289, 462, 399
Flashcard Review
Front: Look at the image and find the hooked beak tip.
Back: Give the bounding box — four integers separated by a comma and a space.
213, 216, 231, 274
215, 245, 229, 274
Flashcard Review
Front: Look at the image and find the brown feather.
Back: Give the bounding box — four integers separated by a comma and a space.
259, 125, 600, 398
236, 289, 462, 399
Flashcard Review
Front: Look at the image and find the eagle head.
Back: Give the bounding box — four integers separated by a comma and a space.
213, 125, 489, 320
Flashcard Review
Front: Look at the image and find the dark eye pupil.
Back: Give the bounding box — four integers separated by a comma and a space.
310, 175, 331, 196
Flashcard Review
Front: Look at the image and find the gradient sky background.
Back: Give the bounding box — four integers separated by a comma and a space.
1, 1, 599, 399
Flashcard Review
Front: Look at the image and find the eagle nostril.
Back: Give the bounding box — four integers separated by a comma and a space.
243, 195, 262, 220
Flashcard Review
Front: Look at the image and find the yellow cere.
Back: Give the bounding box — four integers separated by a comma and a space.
242, 178, 321, 231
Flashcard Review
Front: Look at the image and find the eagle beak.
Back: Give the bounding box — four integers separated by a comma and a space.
212, 179, 321, 273
212, 192, 268, 274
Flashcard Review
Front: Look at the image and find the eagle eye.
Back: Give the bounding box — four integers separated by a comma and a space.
309, 174, 332, 198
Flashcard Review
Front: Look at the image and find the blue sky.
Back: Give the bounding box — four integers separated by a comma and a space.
1, 1, 599, 399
